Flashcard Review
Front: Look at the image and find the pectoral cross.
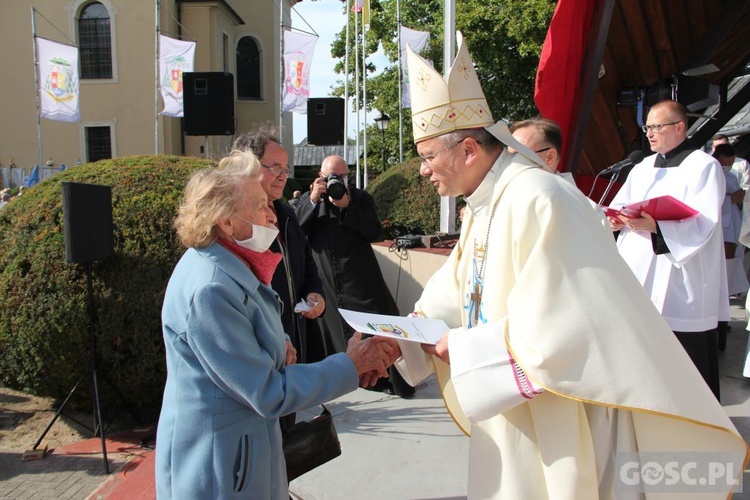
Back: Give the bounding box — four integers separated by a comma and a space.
470, 282, 482, 324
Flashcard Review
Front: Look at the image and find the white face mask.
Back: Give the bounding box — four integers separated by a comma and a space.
232, 220, 279, 253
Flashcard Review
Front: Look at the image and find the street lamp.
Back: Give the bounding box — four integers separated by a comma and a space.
374, 111, 390, 172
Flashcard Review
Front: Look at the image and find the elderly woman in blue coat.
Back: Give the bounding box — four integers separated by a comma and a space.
156, 151, 395, 499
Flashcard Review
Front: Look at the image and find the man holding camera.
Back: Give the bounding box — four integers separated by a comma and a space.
295, 155, 414, 397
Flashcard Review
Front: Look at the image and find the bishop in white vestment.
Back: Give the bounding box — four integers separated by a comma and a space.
395, 32, 748, 499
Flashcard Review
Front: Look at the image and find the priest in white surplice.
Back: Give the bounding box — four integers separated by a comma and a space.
608, 100, 728, 401
391, 33, 748, 499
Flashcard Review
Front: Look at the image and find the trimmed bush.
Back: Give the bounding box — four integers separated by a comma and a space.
0, 155, 212, 412
368, 158, 462, 239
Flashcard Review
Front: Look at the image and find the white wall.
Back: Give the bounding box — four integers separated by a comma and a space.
372, 244, 448, 315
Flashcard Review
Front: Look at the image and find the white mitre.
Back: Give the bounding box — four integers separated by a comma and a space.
406, 32, 493, 143
406, 32, 544, 167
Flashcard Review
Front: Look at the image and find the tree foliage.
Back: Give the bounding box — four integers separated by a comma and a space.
367, 157, 464, 238
327, 0, 556, 172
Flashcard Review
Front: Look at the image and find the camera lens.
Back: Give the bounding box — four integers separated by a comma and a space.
326, 175, 347, 200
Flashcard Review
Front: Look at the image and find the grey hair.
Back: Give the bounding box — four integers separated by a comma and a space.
439, 127, 502, 153
232, 122, 281, 160
175, 150, 261, 248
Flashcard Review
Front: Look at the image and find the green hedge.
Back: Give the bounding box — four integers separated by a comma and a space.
368, 158, 462, 239
0, 155, 212, 412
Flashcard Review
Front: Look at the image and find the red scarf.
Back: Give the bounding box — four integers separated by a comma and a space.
217, 238, 282, 286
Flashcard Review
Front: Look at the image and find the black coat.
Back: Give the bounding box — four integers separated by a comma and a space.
270, 200, 323, 363
295, 187, 399, 358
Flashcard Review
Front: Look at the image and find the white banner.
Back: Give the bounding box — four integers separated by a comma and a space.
400, 27, 430, 108
159, 35, 196, 117
37, 37, 80, 122
283, 30, 318, 114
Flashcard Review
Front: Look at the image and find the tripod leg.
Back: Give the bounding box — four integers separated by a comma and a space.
91, 369, 109, 474
86, 261, 110, 474
32, 370, 87, 451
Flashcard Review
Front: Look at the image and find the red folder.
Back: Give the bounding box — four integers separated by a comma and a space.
602, 195, 699, 221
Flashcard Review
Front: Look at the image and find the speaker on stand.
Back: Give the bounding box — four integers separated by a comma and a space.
183, 72, 235, 158
32, 182, 121, 473
307, 97, 345, 145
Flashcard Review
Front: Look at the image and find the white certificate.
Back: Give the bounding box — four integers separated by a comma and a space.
338, 308, 449, 345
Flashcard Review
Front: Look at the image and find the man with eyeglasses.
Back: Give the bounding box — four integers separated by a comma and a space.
509, 118, 575, 184
390, 34, 745, 498
233, 123, 325, 370
294, 155, 415, 397
608, 99, 727, 400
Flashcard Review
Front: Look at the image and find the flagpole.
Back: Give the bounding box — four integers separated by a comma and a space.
154, 0, 160, 154
441, 0, 456, 234
354, 7, 360, 189
31, 7, 44, 168
279, 0, 284, 133
362, 8, 368, 188
343, 0, 350, 168
397, 0, 403, 163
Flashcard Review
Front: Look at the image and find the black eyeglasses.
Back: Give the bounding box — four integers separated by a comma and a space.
534, 147, 552, 154
261, 163, 291, 177
642, 122, 679, 134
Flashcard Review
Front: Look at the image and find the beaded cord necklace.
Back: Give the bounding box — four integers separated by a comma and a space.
468, 200, 500, 324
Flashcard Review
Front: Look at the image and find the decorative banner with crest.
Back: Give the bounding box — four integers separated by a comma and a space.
36, 37, 80, 122
282, 30, 318, 114
159, 34, 196, 117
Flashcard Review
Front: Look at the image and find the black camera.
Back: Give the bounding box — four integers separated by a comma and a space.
325, 174, 348, 200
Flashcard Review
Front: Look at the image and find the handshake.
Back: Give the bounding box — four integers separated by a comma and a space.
345, 333, 402, 388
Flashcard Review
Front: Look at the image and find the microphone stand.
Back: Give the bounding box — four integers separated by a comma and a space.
586, 167, 620, 205
598, 168, 622, 206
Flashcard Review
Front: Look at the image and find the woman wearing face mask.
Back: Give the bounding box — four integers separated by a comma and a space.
155, 150, 397, 499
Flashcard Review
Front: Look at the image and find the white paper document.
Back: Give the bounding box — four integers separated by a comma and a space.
338, 308, 449, 345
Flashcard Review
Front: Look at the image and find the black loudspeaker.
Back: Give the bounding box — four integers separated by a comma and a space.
62, 182, 114, 263
183, 72, 235, 136
307, 97, 345, 145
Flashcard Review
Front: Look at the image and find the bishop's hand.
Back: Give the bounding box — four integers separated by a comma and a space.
421, 332, 450, 364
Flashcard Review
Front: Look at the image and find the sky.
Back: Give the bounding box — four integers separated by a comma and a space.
290, 0, 388, 144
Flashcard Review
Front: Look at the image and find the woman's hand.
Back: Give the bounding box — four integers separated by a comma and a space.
359, 370, 382, 388
301, 293, 325, 319
357, 339, 401, 387
285, 340, 297, 366
346, 333, 397, 379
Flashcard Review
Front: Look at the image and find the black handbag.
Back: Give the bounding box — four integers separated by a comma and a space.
282, 405, 341, 481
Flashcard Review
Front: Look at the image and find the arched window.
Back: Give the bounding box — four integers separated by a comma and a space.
78, 2, 112, 79
237, 36, 261, 100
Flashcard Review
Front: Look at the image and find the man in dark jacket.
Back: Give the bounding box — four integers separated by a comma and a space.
295, 155, 414, 397
233, 124, 325, 364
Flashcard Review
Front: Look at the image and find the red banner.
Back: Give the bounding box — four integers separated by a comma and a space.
534, 0, 598, 171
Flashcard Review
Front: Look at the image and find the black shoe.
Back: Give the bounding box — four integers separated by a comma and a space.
718, 335, 727, 352
389, 367, 416, 399
394, 388, 415, 399
366, 378, 394, 394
